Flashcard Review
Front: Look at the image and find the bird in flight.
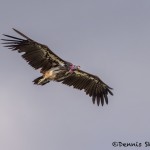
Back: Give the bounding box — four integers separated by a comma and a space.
1, 28, 113, 106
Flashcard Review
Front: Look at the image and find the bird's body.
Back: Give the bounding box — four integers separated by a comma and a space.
1, 28, 113, 106
36, 67, 65, 85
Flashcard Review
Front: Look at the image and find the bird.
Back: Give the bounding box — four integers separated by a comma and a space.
1, 28, 113, 106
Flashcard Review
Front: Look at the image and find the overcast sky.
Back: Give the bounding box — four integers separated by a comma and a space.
0, 0, 150, 150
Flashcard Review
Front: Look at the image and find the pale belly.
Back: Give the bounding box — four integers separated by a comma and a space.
43, 70, 56, 80
42, 67, 67, 80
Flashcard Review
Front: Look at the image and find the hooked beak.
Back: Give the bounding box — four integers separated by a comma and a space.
77, 66, 81, 70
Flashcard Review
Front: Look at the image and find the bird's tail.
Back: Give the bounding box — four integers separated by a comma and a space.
33, 76, 50, 85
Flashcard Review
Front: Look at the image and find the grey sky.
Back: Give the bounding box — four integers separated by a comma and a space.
0, 0, 150, 150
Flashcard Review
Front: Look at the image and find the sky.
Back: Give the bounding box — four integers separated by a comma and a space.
0, 0, 150, 150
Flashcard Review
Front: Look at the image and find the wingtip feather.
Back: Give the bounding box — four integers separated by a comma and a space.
12, 28, 32, 40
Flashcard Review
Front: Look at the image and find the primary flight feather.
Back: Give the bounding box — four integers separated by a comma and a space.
1, 28, 113, 106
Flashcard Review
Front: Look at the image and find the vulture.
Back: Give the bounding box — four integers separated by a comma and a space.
1, 28, 113, 106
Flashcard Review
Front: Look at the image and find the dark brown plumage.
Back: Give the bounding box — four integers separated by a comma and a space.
61, 70, 113, 106
1, 28, 113, 106
2, 28, 65, 72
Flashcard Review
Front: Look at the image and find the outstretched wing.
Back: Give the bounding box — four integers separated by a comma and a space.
1, 28, 66, 72
61, 70, 113, 106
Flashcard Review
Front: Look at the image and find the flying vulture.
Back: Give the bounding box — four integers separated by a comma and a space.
1, 28, 113, 106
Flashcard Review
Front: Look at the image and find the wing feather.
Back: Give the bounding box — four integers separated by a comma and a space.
2, 29, 113, 106
1, 28, 66, 71
62, 70, 113, 106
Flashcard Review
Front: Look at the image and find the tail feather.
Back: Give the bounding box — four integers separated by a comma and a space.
33, 76, 50, 85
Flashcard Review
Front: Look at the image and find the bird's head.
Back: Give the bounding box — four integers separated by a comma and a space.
72, 65, 80, 71
67, 63, 81, 73
74, 65, 80, 70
